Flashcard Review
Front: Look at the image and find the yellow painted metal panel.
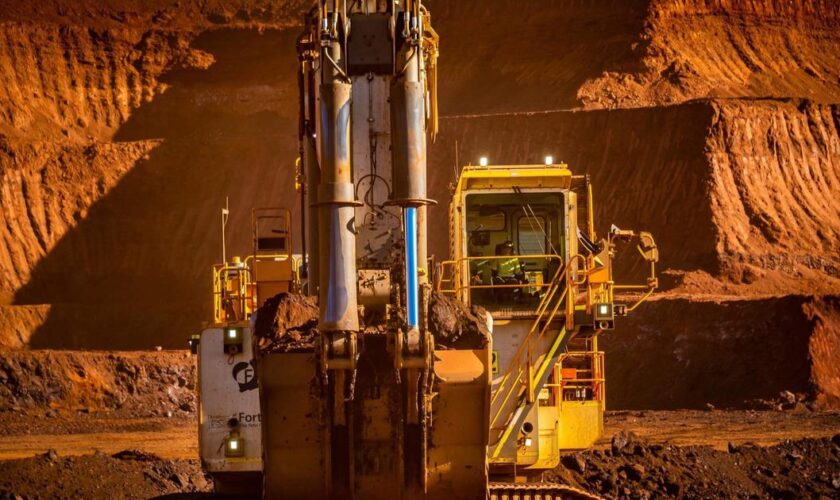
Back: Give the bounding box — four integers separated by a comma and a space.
557, 400, 604, 450
258, 353, 326, 499
525, 406, 560, 469
254, 259, 293, 282
428, 348, 491, 498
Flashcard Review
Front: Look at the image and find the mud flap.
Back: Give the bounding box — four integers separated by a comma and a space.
427, 348, 491, 498
258, 352, 325, 499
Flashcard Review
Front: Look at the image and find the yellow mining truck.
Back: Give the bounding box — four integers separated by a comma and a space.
194, 1, 658, 498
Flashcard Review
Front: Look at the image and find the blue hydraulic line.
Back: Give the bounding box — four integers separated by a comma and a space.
404, 207, 419, 329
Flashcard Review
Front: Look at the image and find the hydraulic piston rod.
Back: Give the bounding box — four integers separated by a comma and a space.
404, 207, 419, 329
390, 13, 429, 333
317, 39, 359, 332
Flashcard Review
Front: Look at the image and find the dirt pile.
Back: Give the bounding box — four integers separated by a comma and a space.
428, 292, 491, 349
254, 292, 319, 354
252, 291, 493, 352
0, 350, 196, 418
0, 449, 209, 499
550, 432, 840, 499
602, 295, 840, 410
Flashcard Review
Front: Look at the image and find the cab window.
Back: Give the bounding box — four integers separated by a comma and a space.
517, 215, 547, 255
463, 192, 566, 311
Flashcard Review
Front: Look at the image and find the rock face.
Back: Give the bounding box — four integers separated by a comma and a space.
0, 0, 837, 412
428, 100, 840, 295
601, 295, 840, 410
0, 10, 303, 348
578, 0, 840, 109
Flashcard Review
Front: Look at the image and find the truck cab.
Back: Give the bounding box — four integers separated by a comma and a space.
438, 161, 657, 476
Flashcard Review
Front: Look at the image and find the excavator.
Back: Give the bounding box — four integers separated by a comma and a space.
192, 1, 658, 498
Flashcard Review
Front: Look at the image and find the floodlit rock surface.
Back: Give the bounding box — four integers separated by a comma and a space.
0, 0, 837, 408
0, 2, 839, 497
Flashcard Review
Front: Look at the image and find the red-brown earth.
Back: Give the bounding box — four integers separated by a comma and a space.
0, 0, 839, 497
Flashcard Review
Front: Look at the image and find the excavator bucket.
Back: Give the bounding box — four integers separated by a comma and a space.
258, 352, 326, 499
427, 348, 492, 498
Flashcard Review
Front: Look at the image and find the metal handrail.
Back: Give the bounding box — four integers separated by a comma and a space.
489, 262, 570, 429
545, 378, 605, 386
437, 254, 565, 295
212, 263, 252, 323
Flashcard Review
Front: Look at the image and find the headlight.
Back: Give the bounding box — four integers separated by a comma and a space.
223, 327, 244, 355
225, 436, 244, 457
594, 303, 614, 321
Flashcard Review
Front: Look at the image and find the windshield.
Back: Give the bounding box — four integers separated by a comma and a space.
464, 192, 566, 310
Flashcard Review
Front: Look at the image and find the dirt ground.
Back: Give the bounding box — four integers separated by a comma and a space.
0, 410, 836, 498
551, 434, 840, 499
0, 450, 210, 500
1, 410, 837, 462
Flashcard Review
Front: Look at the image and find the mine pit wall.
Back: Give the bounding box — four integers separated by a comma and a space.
0, 0, 835, 416
428, 99, 840, 293
1, 98, 837, 348
601, 295, 840, 410
0, 305, 47, 349
580, 0, 840, 108
0, 19, 303, 349
424, 0, 650, 113
0, 24, 200, 143
428, 103, 718, 277
0, 140, 159, 296
705, 100, 840, 293
0, 0, 836, 365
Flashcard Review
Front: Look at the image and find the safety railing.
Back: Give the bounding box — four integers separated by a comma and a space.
548, 350, 605, 403
437, 254, 566, 302
212, 253, 300, 325
489, 262, 568, 422
487, 258, 592, 459
212, 262, 252, 324
607, 229, 659, 312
